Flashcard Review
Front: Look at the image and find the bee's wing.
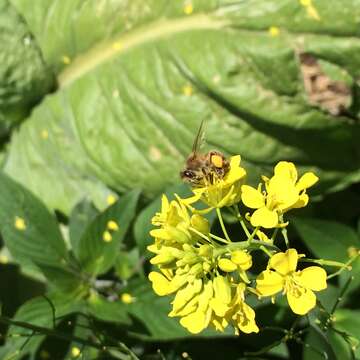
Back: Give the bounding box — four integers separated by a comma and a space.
192, 119, 206, 154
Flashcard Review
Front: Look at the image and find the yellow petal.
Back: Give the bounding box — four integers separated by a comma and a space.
256, 270, 284, 296
287, 288, 316, 315
180, 310, 207, 334
269, 248, 298, 275
161, 194, 169, 212
267, 176, 299, 210
213, 276, 231, 304
241, 185, 265, 209
191, 214, 209, 235
148, 272, 171, 296
250, 207, 278, 228
298, 267, 327, 291
209, 298, 229, 317
274, 161, 298, 183
231, 250, 252, 270
218, 258, 237, 272
296, 172, 319, 191
237, 303, 259, 334
291, 193, 309, 209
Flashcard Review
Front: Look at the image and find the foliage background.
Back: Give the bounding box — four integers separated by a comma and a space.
0, 0, 359, 359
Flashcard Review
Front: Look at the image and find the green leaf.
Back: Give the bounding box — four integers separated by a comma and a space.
333, 309, 360, 358
86, 292, 131, 325
77, 190, 140, 275
0, 0, 54, 134
4, 0, 360, 213
0, 292, 83, 360
69, 199, 99, 256
292, 217, 360, 262
0, 172, 76, 286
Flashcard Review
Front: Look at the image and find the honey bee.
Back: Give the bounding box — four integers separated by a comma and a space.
180, 120, 230, 187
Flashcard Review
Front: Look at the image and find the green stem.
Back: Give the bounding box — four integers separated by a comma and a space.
260, 245, 273, 257
247, 226, 260, 245
216, 208, 231, 243
271, 227, 279, 242
232, 205, 251, 237
279, 215, 289, 248
208, 232, 230, 245
326, 254, 358, 280
189, 227, 215, 245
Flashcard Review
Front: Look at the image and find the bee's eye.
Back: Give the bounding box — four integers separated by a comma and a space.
184, 170, 195, 178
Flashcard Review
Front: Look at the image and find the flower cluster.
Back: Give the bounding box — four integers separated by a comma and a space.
148, 155, 329, 335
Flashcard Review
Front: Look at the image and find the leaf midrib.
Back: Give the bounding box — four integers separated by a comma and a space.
58, 14, 226, 88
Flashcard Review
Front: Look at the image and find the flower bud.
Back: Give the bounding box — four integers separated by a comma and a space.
218, 258, 237, 272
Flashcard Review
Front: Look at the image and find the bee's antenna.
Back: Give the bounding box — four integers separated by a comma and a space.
192, 119, 206, 154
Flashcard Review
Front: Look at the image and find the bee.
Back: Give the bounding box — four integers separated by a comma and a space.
180, 120, 230, 187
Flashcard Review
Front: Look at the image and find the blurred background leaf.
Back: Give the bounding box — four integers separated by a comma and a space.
2, 0, 360, 213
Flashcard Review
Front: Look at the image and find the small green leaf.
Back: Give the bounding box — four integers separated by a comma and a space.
77, 190, 140, 275
115, 248, 141, 281
86, 292, 131, 325
69, 199, 99, 258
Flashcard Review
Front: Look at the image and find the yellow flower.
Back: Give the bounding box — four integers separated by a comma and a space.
226, 283, 259, 334
242, 162, 318, 228
256, 248, 327, 315
150, 195, 208, 245
183, 155, 246, 209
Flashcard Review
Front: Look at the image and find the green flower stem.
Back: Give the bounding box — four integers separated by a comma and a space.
232, 205, 251, 237
216, 208, 231, 243
326, 254, 359, 280
247, 226, 260, 245
301, 257, 352, 269
271, 227, 279, 242
208, 232, 230, 245
189, 227, 218, 245
260, 245, 273, 257
214, 240, 280, 257
279, 216, 289, 248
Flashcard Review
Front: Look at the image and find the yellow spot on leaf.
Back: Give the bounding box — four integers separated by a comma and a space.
112, 89, 119, 98
0, 255, 9, 264
121, 293, 135, 304
71, 346, 81, 357
62, 55, 71, 65
107, 194, 117, 205
269, 26, 280, 37
14, 216, 26, 231
212, 74, 221, 83
182, 84, 193, 96
107, 220, 119, 231
183, 2, 193, 15
300, 0, 311, 5
39, 350, 50, 359
41, 130, 49, 139
182, 352, 189, 358
112, 41, 122, 50
103, 231, 112, 242
149, 146, 162, 161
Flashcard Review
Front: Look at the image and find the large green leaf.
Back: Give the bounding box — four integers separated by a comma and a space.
0, 0, 54, 134
292, 217, 360, 262
4, 0, 360, 213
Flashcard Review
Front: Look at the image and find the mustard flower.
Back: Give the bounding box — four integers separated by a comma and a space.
256, 249, 327, 315
183, 155, 246, 209
241, 161, 318, 228
150, 194, 209, 245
